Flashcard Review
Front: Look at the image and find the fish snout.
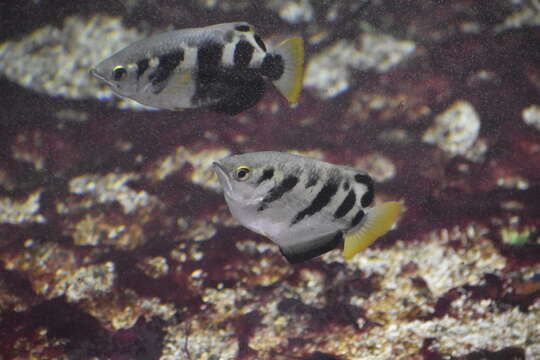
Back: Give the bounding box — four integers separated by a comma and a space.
212, 162, 232, 193
89, 67, 105, 81
212, 161, 226, 177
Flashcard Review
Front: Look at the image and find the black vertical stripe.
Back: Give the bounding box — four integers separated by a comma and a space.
192, 42, 226, 107
355, 173, 374, 207
234, 40, 254, 68
254, 34, 267, 52
197, 42, 224, 82
354, 173, 373, 186
148, 50, 184, 88
292, 177, 339, 225
258, 175, 299, 211
361, 191, 374, 208
305, 168, 319, 188
136, 58, 149, 79
350, 209, 365, 228
256, 168, 274, 184
334, 190, 356, 219
261, 54, 284, 80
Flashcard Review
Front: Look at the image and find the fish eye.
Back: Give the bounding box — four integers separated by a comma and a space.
112, 66, 127, 81
235, 166, 251, 181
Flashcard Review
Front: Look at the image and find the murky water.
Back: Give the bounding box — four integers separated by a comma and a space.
1, 1, 539, 359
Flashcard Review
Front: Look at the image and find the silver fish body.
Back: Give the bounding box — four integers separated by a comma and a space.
91, 22, 304, 115
213, 152, 402, 263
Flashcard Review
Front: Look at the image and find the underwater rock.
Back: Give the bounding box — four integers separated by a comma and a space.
1, 0, 539, 359
0, 278, 38, 314
80, 288, 177, 330
137, 256, 170, 279
161, 316, 239, 360
195, 0, 251, 11
267, 0, 314, 24
2, 242, 79, 299
11, 131, 48, 171
0, 190, 45, 225
422, 100, 481, 158
523, 104, 540, 132
64, 262, 116, 302
527, 344, 540, 360
496, 0, 540, 32
398, 297, 539, 357
68, 172, 159, 214
0, 15, 146, 108
147, 146, 231, 191
304, 33, 416, 99
354, 153, 397, 183
345, 224, 505, 297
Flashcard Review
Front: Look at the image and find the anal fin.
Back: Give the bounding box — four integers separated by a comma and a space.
209, 77, 266, 115
343, 201, 403, 260
280, 232, 342, 264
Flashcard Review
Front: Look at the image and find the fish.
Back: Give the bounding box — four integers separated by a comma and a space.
212, 151, 403, 263
91, 22, 304, 115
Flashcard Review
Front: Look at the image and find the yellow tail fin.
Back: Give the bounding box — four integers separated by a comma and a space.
343, 201, 403, 260
272, 36, 304, 104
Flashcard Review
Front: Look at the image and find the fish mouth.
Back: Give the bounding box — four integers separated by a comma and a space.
212, 162, 233, 195
90, 68, 124, 95
89, 68, 105, 81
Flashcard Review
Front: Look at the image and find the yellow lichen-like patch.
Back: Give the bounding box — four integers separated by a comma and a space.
161, 316, 239, 360
80, 288, 177, 331
11, 131, 46, 171
1, 242, 77, 299
303, 223, 522, 358
71, 212, 145, 250
147, 146, 231, 190
137, 256, 169, 279
0, 189, 45, 225
1, 242, 116, 303
0, 15, 146, 108
68, 172, 159, 214
422, 100, 481, 158
65, 262, 116, 302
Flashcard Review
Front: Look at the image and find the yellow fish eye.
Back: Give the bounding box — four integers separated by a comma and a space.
235, 165, 251, 181
112, 66, 127, 81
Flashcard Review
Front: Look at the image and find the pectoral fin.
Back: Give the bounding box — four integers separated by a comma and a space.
343, 201, 403, 260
